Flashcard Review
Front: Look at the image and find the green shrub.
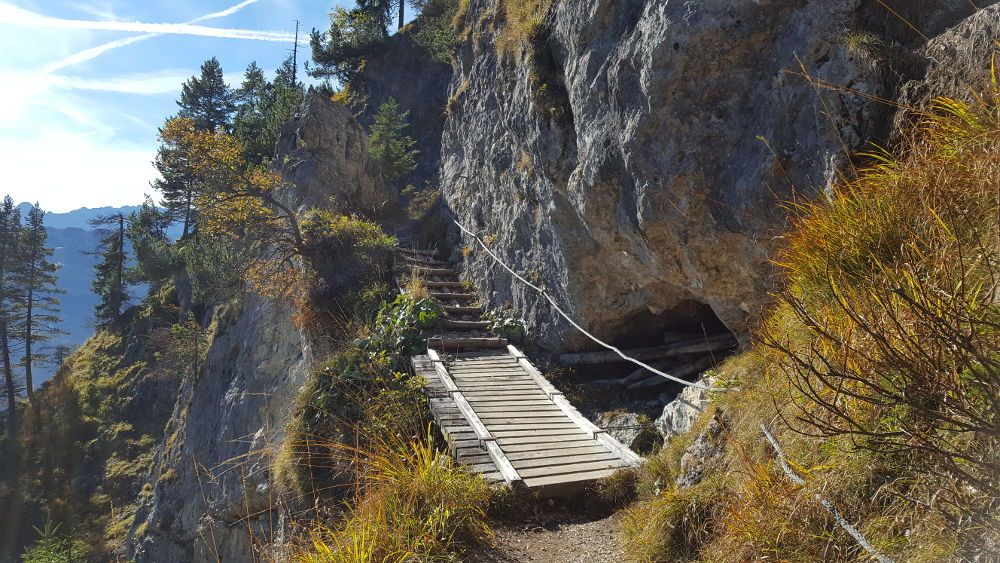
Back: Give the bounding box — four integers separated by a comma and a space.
369, 98, 418, 183
21, 522, 89, 563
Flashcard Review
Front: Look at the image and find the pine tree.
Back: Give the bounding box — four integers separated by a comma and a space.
0, 196, 22, 435
154, 119, 198, 238
13, 204, 63, 399
89, 213, 130, 333
178, 57, 235, 132
233, 62, 270, 164
126, 198, 174, 289
262, 55, 304, 158
369, 97, 418, 182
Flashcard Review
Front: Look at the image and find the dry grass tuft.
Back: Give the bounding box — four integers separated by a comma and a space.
496, 0, 552, 58
293, 430, 495, 562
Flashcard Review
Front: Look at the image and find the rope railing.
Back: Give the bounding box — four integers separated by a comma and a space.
451, 213, 893, 561
452, 217, 713, 391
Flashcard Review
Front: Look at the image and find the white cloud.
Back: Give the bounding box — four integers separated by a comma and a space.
0, 2, 303, 43
42, 0, 266, 74
47, 71, 190, 95
0, 133, 157, 212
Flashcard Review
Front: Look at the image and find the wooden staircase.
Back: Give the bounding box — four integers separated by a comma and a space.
396, 245, 642, 497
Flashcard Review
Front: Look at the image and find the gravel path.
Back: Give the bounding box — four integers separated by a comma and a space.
469, 509, 625, 563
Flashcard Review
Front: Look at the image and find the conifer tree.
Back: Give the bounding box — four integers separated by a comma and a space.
13, 204, 63, 398
0, 196, 21, 435
127, 199, 174, 288
263, 55, 304, 158
233, 62, 270, 164
178, 57, 235, 132
89, 213, 130, 333
154, 120, 197, 238
369, 97, 418, 182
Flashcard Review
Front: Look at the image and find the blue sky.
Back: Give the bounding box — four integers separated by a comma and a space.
0, 0, 350, 212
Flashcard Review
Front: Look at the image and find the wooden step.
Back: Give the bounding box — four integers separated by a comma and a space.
396, 247, 438, 257
430, 292, 478, 301
428, 336, 508, 350
402, 255, 447, 267
441, 319, 490, 330
408, 267, 455, 276
444, 305, 482, 314
424, 280, 466, 288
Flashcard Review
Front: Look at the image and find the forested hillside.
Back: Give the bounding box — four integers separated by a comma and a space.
1, 0, 997, 562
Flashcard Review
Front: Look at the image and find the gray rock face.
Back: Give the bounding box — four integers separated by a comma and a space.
656, 374, 713, 440
275, 91, 396, 217
128, 297, 310, 562
896, 4, 1000, 117
596, 410, 660, 452
441, 0, 889, 352
676, 414, 726, 489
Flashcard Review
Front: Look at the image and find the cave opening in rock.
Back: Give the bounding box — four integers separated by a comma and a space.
550, 299, 737, 452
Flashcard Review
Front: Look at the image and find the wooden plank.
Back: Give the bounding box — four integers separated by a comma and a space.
515, 459, 625, 477
492, 432, 588, 441
511, 452, 622, 477
484, 440, 522, 485
495, 435, 594, 446
596, 433, 643, 466
432, 337, 508, 349
479, 417, 575, 425
464, 399, 553, 407
521, 468, 620, 489
551, 395, 603, 438
459, 391, 548, 399
472, 407, 565, 415
490, 421, 591, 432
557, 333, 737, 366
462, 394, 550, 402
498, 440, 599, 453
476, 409, 568, 418
504, 445, 612, 461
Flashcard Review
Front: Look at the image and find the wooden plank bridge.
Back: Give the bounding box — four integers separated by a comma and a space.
396, 246, 641, 497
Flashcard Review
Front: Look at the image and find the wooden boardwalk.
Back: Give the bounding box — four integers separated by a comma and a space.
397, 246, 641, 497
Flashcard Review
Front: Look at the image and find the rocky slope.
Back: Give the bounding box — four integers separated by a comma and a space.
440, 0, 994, 353
126, 94, 394, 562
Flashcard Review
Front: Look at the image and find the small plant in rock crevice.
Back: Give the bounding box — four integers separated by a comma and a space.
483, 308, 525, 341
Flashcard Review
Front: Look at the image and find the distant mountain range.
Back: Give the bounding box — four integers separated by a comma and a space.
16, 204, 145, 387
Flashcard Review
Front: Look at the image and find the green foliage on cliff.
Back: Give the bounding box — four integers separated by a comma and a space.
622, 77, 1000, 561
1, 283, 191, 560
369, 98, 419, 183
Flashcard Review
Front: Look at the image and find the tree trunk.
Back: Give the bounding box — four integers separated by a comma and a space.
398, 0, 404, 30
116, 214, 126, 340
2, 320, 17, 436
183, 188, 193, 239
23, 285, 32, 400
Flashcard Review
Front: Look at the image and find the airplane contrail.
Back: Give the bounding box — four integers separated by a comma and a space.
0, 3, 302, 47
40, 0, 266, 74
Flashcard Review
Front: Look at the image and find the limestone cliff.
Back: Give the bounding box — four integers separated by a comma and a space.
440, 0, 995, 353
